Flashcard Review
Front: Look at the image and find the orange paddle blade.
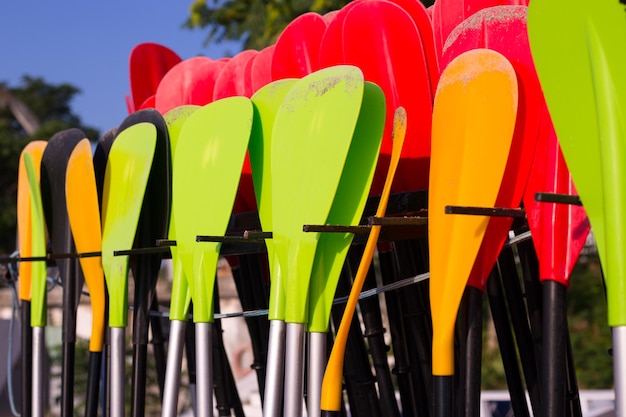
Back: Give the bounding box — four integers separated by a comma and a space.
429, 49, 517, 376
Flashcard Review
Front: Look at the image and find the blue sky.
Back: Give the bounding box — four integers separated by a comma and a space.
1, 2, 243, 134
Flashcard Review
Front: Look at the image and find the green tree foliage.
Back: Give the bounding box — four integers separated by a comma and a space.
185, 0, 352, 50
0, 76, 99, 254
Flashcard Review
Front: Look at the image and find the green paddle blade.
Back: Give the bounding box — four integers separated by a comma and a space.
164, 105, 199, 321
24, 153, 48, 328
528, 0, 626, 326
271, 65, 365, 325
173, 96, 253, 323
102, 122, 157, 328
307, 81, 386, 333
429, 49, 517, 376
249, 78, 298, 320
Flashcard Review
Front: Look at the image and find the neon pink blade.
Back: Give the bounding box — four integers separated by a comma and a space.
250, 45, 276, 94
431, 0, 528, 58
129, 42, 182, 112
214, 50, 259, 100
154, 57, 225, 114
442, 6, 543, 290
523, 112, 590, 286
272, 12, 328, 80
343, 0, 432, 193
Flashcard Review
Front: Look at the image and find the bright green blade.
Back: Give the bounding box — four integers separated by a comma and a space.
249, 78, 298, 320
173, 96, 253, 323
102, 122, 157, 328
307, 82, 386, 333
528, 0, 626, 326
271, 65, 365, 325
24, 153, 48, 328
164, 105, 199, 321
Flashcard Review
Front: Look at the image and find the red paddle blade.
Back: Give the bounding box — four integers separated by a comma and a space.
343, 0, 432, 193
272, 12, 328, 80
442, 6, 542, 290
431, 0, 528, 58
214, 50, 259, 100
523, 113, 590, 286
319, 0, 365, 69
154, 57, 225, 114
129, 42, 182, 112
387, 0, 440, 96
249, 45, 276, 94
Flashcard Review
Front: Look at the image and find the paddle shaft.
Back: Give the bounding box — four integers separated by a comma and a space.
263, 320, 286, 417
161, 320, 187, 417
21, 300, 32, 417
308, 331, 326, 417
85, 351, 103, 417
32, 326, 45, 417
110, 327, 126, 417
458, 286, 483, 417
196, 322, 214, 417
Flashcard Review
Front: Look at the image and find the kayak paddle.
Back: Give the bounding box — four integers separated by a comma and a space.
249, 78, 298, 417
528, 0, 626, 413
102, 122, 158, 417
320, 106, 406, 417
65, 138, 107, 417
249, 45, 276, 94
129, 42, 182, 112
23, 152, 47, 417
429, 49, 517, 417
117, 109, 171, 417
307, 81, 386, 417
17, 140, 46, 417
161, 105, 199, 417
40, 128, 85, 417
172, 97, 253, 417
270, 66, 364, 417
523, 118, 590, 417
271, 12, 327, 80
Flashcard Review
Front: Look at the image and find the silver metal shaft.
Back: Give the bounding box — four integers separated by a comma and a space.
308, 331, 327, 417
195, 322, 213, 417
161, 320, 187, 417
110, 327, 126, 417
264, 320, 286, 417
614, 326, 626, 417
32, 326, 45, 417
284, 322, 305, 417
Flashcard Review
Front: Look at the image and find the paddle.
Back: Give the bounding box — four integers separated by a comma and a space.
523, 117, 590, 417
428, 49, 517, 417
318, 0, 363, 69
23, 152, 47, 417
269, 66, 364, 417
527, 0, 626, 413
440, 7, 543, 414
161, 105, 199, 417
248, 78, 297, 416
271, 12, 327, 80
342, 0, 432, 194
249, 45, 275, 94
154, 56, 226, 114
431, 0, 528, 58
17, 140, 46, 417
102, 122, 158, 417
40, 128, 85, 417
306, 82, 386, 417
213, 49, 259, 100
65, 138, 108, 417
172, 97, 253, 417
116, 109, 171, 417
320, 106, 406, 417
129, 42, 182, 112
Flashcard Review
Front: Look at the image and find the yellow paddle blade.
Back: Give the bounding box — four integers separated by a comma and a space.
66, 138, 106, 352
321, 107, 406, 412
17, 141, 47, 301
429, 49, 517, 376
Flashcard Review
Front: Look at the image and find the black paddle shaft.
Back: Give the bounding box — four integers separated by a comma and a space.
40, 128, 86, 417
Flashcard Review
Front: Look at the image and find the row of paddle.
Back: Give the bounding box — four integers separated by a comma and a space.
14, 0, 626, 417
